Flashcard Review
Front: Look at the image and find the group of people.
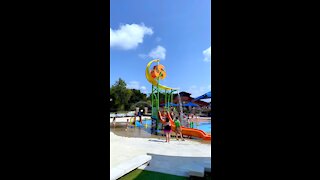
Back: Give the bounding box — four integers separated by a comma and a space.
130, 110, 143, 127
112, 110, 143, 128
160, 109, 202, 142
112, 109, 199, 142
187, 114, 200, 128
160, 111, 185, 143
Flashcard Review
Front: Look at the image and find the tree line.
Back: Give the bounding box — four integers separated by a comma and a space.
110, 78, 179, 112
110, 78, 149, 112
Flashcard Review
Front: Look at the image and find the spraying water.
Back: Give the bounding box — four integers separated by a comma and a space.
177, 90, 186, 126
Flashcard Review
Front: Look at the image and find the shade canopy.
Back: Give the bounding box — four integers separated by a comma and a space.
182, 102, 199, 107
160, 102, 178, 107
192, 91, 211, 101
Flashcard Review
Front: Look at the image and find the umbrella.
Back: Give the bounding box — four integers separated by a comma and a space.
182, 102, 199, 107
160, 102, 178, 107
192, 91, 211, 101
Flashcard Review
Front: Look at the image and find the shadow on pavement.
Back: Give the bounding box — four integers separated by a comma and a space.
148, 139, 165, 142
139, 153, 211, 178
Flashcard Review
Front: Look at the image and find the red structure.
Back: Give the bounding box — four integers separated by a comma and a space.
172, 91, 209, 107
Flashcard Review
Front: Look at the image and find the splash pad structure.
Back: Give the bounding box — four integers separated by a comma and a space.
145, 59, 178, 132
145, 59, 211, 140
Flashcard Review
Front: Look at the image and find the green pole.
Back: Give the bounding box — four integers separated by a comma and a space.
156, 73, 160, 130
151, 85, 154, 118
171, 90, 173, 105
165, 90, 167, 111
157, 80, 159, 111
170, 90, 173, 113
169, 91, 171, 108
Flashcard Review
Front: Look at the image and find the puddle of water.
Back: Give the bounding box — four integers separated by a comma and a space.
110, 120, 211, 144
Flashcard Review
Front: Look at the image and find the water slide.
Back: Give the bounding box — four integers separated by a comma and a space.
158, 111, 211, 141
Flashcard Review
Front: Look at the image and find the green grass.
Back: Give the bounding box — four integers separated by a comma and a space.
119, 169, 188, 180
189, 172, 212, 180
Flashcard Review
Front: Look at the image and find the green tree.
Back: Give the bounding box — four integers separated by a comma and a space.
127, 89, 149, 110
110, 78, 132, 111
129, 89, 147, 103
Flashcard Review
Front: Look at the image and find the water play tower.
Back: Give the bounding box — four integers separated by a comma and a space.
145, 59, 178, 131
145, 59, 211, 140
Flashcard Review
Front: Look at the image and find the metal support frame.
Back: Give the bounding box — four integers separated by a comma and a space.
150, 64, 178, 134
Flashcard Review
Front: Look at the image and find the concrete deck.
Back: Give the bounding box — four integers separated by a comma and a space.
139, 153, 210, 177
110, 131, 211, 177
110, 155, 152, 180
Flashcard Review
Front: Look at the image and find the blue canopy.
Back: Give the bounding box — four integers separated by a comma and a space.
183, 102, 199, 107
192, 91, 211, 101
160, 102, 178, 107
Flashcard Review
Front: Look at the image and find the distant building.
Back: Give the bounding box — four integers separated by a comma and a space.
159, 91, 210, 108
172, 91, 210, 107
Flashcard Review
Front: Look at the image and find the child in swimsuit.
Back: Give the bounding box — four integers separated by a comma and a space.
125, 119, 129, 131
163, 117, 172, 143
112, 116, 116, 128
174, 116, 184, 141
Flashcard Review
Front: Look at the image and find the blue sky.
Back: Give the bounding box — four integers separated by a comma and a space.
110, 0, 211, 100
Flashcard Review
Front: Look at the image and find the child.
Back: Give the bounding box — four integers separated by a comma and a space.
170, 110, 175, 119
163, 117, 172, 143
125, 119, 129, 131
112, 116, 116, 128
190, 115, 194, 128
174, 116, 185, 141
133, 113, 136, 126
138, 110, 143, 125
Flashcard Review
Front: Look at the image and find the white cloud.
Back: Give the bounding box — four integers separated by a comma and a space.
127, 81, 148, 94
140, 86, 147, 94
110, 23, 153, 50
126, 81, 140, 89
148, 45, 166, 60
203, 46, 211, 62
